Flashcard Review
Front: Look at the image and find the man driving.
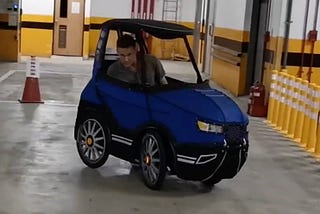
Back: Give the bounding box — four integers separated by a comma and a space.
107, 34, 168, 86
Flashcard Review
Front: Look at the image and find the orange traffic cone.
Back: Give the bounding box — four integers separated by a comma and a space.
19, 56, 44, 103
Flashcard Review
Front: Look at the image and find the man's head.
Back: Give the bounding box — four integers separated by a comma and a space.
117, 34, 137, 69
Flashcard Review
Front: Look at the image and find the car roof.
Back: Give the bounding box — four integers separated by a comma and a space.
101, 19, 194, 39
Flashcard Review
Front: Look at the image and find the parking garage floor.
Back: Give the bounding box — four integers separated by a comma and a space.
0, 59, 320, 214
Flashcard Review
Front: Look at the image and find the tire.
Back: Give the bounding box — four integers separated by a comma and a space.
76, 115, 110, 168
140, 131, 166, 190
201, 177, 221, 187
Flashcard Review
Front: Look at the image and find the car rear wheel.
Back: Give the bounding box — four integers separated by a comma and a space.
76, 116, 109, 168
140, 131, 166, 190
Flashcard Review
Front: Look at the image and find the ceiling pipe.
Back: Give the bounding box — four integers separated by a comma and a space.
282, 0, 292, 69
306, 0, 319, 82
297, 0, 310, 78
131, 0, 135, 18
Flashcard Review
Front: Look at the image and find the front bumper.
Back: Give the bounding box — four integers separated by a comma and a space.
174, 138, 248, 181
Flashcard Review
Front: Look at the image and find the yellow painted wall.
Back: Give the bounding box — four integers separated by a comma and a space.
310, 68, 320, 85
19, 15, 197, 59
264, 36, 320, 87
212, 58, 241, 95
285, 38, 320, 84
21, 15, 53, 57
21, 28, 53, 57
285, 66, 320, 85
286, 39, 320, 53
21, 14, 53, 22
151, 21, 194, 59
211, 27, 249, 96
83, 17, 90, 58
214, 27, 249, 42
262, 36, 284, 99
0, 13, 18, 61
83, 31, 90, 58
0, 30, 18, 61
89, 30, 100, 56
89, 17, 110, 56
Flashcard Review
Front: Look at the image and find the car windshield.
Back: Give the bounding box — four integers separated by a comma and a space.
103, 30, 203, 84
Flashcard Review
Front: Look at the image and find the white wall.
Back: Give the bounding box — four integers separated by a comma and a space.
21, 0, 90, 18
268, 0, 285, 37
90, 0, 131, 18
153, 0, 196, 21
243, 0, 253, 31
0, 1, 8, 12
180, 0, 196, 22
289, 0, 319, 39
153, 0, 163, 20
22, 0, 54, 15
90, 0, 195, 22
215, 0, 247, 30
85, 0, 91, 18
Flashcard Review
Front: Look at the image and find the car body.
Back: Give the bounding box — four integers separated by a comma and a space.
74, 19, 249, 190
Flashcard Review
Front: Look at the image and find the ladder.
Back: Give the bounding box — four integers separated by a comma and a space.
161, 0, 179, 59
162, 0, 179, 22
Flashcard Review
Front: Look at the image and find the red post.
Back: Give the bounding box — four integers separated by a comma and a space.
143, 0, 148, 19
149, 0, 155, 20
137, 0, 142, 18
131, 0, 136, 18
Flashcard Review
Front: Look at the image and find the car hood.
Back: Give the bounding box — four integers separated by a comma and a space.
154, 87, 248, 124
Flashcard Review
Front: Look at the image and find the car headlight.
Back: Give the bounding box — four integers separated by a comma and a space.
197, 121, 223, 133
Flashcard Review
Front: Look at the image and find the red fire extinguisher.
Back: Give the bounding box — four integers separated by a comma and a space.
248, 82, 267, 117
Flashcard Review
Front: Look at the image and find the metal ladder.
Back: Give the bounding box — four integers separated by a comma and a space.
161, 0, 179, 59
162, 0, 179, 22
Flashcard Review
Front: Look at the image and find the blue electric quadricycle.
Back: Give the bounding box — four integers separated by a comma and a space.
74, 19, 249, 190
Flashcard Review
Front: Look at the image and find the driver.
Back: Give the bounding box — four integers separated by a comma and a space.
107, 34, 168, 86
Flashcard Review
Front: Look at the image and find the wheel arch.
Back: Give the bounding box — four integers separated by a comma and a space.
74, 100, 114, 140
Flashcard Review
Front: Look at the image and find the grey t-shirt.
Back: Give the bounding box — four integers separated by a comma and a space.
107, 54, 167, 86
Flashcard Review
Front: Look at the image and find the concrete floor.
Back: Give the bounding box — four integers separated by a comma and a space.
0, 59, 320, 214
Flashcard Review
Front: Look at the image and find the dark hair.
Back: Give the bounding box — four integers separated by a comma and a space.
117, 34, 136, 48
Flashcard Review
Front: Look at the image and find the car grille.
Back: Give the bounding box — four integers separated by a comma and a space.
224, 125, 247, 145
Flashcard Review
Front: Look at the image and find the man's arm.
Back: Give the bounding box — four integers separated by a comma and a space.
153, 56, 168, 85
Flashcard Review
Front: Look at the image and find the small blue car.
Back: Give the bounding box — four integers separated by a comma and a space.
74, 19, 249, 190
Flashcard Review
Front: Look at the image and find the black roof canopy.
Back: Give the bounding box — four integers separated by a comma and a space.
102, 19, 194, 39
98, 19, 203, 83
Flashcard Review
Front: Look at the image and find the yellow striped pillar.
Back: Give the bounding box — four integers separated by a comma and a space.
281, 74, 295, 134
294, 79, 309, 143
266, 70, 279, 125
314, 107, 320, 158
271, 72, 282, 126
300, 82, 313, 147
287, 78, 302, 138
276, 72, 288, 130
306, 84, 320, 152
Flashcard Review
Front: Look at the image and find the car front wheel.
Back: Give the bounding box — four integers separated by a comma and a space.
76, 117, 109, 168
140, 131, 166, 190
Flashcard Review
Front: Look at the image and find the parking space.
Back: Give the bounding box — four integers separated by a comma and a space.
0, 60, 320, 213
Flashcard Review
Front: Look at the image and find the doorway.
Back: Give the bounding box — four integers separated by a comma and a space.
247, 0, 271, 88
0, 0, 19, 61
53, 0, 84, 56
193, 0, 216, 76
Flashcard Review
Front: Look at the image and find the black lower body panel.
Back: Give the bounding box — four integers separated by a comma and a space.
174, 141, 248, 181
